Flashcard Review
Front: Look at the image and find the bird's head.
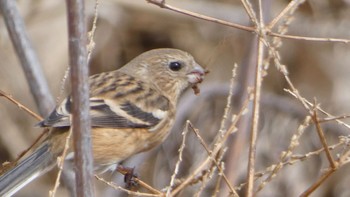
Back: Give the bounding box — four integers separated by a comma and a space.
121, 48, 206, 102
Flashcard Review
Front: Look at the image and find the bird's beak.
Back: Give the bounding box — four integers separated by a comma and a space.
187, 64, 205, 84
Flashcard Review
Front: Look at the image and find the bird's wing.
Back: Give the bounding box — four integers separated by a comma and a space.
37, 71, 170, 129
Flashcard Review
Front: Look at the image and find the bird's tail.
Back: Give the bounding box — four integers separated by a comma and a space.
0, 143, 56, 196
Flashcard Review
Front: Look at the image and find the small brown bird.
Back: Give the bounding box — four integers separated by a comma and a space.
0, 48, 205, 196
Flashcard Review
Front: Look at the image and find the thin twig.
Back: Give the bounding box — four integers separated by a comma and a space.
0, 90, 43, 121
267, 0, 305, 29
0, 89, 48, 173
170, 97, 250, 196
166, 121, 190, 196
218, 65, 237, 137
115, 166, 163, 195
239, 0, 258, 26
318, 115, 350, 123
291, 142, 345, 163
246, 2, 265, 195
188, 122, 239, 197
259, 31, 316, 133
57, 68, 71, 104
268, 32, 350, 44
87, 0, 99, 62
311, 101, 337, 169
50, 129, 73, 197
339, 152, 350, 166
146, 0, 254, 32
95, 175, 162, 197
57, 0, 99, 103
285, 89, 350, 129
256, 116, 312, 192
212, 66, 239, 196
57, 1, 100, 102
145, 0, 350, 44
212, 167, 223, 197
256, 33, 314, 117
338, 142, 350, 166
194, 160, 212, 197
170, 156, 210, 196
236, 141, 345, 191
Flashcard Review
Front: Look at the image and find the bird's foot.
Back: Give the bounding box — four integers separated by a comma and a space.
117, 165, 138, 189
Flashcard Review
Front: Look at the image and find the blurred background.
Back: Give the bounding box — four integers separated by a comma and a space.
0, 0, 350, 196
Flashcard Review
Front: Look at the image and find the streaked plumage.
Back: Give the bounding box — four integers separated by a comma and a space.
0, 48, 205, 196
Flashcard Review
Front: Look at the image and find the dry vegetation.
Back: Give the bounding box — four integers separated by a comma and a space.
1, 0, 350, 196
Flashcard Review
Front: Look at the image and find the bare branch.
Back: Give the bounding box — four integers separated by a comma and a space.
268, 32, 350, 44
188, 122, 239, 196
95, 175, 162, 197
311, 102, 337, 169
267, 0, 305, 29
146, 0, 254, 32
0, 0, 55, 116
0, 90, 43, 121
66, 0, 94, 196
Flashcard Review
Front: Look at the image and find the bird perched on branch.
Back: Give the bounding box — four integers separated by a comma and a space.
0, 48, 205, 196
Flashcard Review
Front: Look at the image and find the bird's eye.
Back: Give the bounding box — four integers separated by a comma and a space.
169, 61, 182, 71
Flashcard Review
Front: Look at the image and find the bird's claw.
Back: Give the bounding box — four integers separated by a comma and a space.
117, 165, 138, 189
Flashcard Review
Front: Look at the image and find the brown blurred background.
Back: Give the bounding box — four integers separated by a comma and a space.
1, 0, 350, 196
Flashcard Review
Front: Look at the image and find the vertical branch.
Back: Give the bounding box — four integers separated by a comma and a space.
166, 121, 190, 196
246, 0, 265, 196
66, 0, 94, 196
245, 36, 264, 197
312, 106, 336, 169
0, 0, 54, 116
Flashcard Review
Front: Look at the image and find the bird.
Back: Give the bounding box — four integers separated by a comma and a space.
0, 48, 205, 196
